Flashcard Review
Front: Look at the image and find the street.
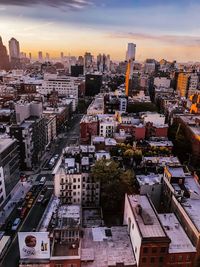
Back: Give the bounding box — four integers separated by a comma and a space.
0, 187, 53, 267
0, 113, 83, 267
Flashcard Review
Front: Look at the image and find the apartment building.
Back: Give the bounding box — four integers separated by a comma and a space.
124, 194, 170, 267
36, 75, 79, 106
54, 146, 100, 207
10, 117, 46, 170
0, 138, 19, 205
163, 165, 200, 267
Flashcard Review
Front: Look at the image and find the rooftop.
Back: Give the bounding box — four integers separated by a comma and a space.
52, 242, 79, 258
57, 204, 81, 227
174, 176, 200, 232
0, 138, 16, 154
167, 166, 185, 178
143, 156, 180, 166
81, 227, 136, 267
105, 138, 117, 146
148, 140, 173, 147
81, 115, 98, 123
95, 151, 111, 160
65, 158, 75, 169
128, 195, 167, 238
179, 115, 200, 137
159, 213, 196, 254
136, 173, 163, 186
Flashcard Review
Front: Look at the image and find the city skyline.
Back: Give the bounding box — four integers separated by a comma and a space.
1, 0, 200, 61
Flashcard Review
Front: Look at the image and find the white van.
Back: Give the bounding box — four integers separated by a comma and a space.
39, 176, 46, 185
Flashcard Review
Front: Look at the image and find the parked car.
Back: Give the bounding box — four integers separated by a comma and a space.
37, 194, 45, 203
11, 218, 21, 231
42, 197, 50, 206
27, 198, 34, 208
20, 208, 27, 219
25, 192, 32, 200
39, 176, 46, 185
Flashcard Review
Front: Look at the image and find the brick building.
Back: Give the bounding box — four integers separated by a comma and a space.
80, 115, 99, 144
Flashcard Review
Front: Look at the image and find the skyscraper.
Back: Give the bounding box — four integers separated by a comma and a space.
125, 43, 136, 95
9, 37, 20, 68
126, 43, 136, 61
0, 36, 10, 70
177, 72, 190, 97
60, 52, 64, 59
46, 52, 50, 61
84, 52, 93, 73
97, 54, 110, 72
38, 51, 43, 61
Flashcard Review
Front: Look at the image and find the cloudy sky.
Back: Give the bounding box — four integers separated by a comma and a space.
1, 0, 200, 61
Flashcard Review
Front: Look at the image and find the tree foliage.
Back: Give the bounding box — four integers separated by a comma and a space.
91, 159, 135, 211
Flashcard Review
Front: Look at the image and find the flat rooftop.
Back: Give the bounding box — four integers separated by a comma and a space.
136, 173, 162, 186
174, 176, 200, 232
167, 166, 185, 178
0, 138, 15, 154
81, 115, 98, 123
65, 158, 75, 168
143, 156, 180, 166
128, 195, 166, 238
95, 151, 111, 160
52, 242, 79, 257
82, 208, 103, 227
179, 115, 200, 137
81, 227, 136, 267
105, 138, 117, 146
148, 140, 173, 147
58, 205, 80, 220
159, 213, 196, 254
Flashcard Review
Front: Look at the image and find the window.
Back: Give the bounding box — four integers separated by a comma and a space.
150, 257, 155, 263
160, 247, 166, 253
73, 192, 76, 196
73, 178, 76, 183
142, 257, 147, 263
186, 255, 191, 262
73, 185, 76, 189
55, 264, 63, 267
178, 255, 183, 262
152, 247, 157, 253
143, 247, 148, 254
159, 257, 163, 263
132, 223, 134, 230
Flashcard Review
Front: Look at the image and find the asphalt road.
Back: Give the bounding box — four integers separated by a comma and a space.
0, 114, 82, 267
0, 187, 53, 267
42, 114, 82, 171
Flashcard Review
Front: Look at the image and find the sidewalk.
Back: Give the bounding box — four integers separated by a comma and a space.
0, 181, 32, 226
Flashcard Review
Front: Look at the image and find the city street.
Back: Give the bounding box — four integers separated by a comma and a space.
0, 113, 83, 267
0, 186, 53, 267
41, 113, 82, 172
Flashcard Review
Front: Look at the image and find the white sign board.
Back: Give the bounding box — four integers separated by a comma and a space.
18, 232, 50, 259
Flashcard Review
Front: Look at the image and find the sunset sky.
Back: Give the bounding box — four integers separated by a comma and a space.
1, 0, 200, 61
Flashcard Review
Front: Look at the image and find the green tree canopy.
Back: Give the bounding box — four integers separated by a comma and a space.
91, 159, 136, 211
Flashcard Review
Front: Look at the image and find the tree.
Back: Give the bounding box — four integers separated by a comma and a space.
91, 159, 135, 211
132, 149, 143, 165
